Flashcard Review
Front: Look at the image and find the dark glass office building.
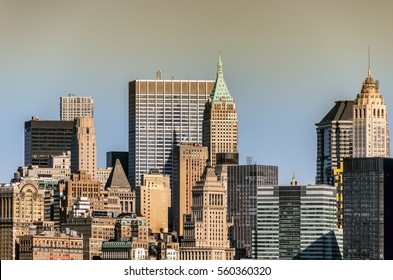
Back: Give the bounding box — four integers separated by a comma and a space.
24, 117, 74, 167
343, 157, 393, 259
227, 164, 278, 259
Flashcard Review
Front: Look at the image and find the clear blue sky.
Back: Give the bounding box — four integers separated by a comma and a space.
1, 0, 393, 184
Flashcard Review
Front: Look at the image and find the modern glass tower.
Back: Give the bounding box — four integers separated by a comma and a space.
227, 164, 278, 259
24, 116, 74, 167
315, 100, 354, 184
252, 184, 342, 260
128, 79, 214, 189
343, 157, 393, 260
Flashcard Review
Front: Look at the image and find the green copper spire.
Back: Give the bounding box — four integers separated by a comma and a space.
291, 172, 297, 186
210, 52, 234, 104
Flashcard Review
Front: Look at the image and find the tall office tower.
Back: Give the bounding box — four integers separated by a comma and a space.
180, 166, 235, 260
343, 157, 393, 260
172, 142, 208, 236
60, 171, 104, 223
136, 169, 171, 233
353, 68, 390, 157
24, 116, 73, 167
71, 117, 97, 180
315, 100, 354, 184
0, 179, 45, 260
60, 93, 94, 121
129, 79, 214, 188
203, 54, 238, 167
252, 184, 342, 260
105, 159, 136, 215
227, 164, 278, 259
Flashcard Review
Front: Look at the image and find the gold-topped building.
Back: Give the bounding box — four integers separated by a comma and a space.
353, 62, 390, 157
203, 53, 238, 167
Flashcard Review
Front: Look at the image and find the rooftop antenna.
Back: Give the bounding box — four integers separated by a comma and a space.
368, 45, 371, 76
156, 69, 162, 80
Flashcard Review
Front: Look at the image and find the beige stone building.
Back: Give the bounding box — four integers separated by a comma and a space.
180, 167, 235, 260
0, 179, 45, 260
173, 143, 208, 236
61, 214, 116, 260
60, 171, 104, 223
136, 169, 170, 233
60, 93, 94, 121
105, 159, 135, 216
96, 167, 112, 188
71, 117, 97, 180
113, 215, 150, 260
203, 54, 238, 167
19, 230, 83, 260
353, 67, 390, 157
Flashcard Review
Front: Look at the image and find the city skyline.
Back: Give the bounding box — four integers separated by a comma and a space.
2, 0, 393, 184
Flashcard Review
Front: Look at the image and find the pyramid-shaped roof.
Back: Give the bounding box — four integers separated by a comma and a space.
105, 159, 131, 190
210, 53, 234, 104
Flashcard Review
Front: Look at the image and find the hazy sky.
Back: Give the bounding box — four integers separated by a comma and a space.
1, 0, 393, 184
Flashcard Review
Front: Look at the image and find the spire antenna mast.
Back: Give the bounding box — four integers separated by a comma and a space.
368, 45, 371, 76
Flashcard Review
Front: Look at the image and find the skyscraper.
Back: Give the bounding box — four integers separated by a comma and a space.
24, 116, 73, 167
60, 93, 94, 121
252, 184, 342, 260
136, 169, 171, 233
180, 166, 235, 260
353, 68, 390, 157
203, 54, 238, 167
128, 79, 214, 188
227, 164, 278, 259
172, 142, 208, 236
343, 157, 393, 260
71, 117, 97, 180
315, 100, 354, 184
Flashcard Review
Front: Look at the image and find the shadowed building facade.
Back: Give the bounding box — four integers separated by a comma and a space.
24, 117, 73, 168
315, 100, 354, 185
227, 164, 278, 259
172, 142, 208, 236
343, 157, 393, 260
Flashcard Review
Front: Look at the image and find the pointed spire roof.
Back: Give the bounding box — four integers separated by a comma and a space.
105, 159, 131, 190
291, 172, 297, 186
210, 52, 234, 104
361, 46, 379, 94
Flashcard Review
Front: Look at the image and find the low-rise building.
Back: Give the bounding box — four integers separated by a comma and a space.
19, 230, 83, 260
